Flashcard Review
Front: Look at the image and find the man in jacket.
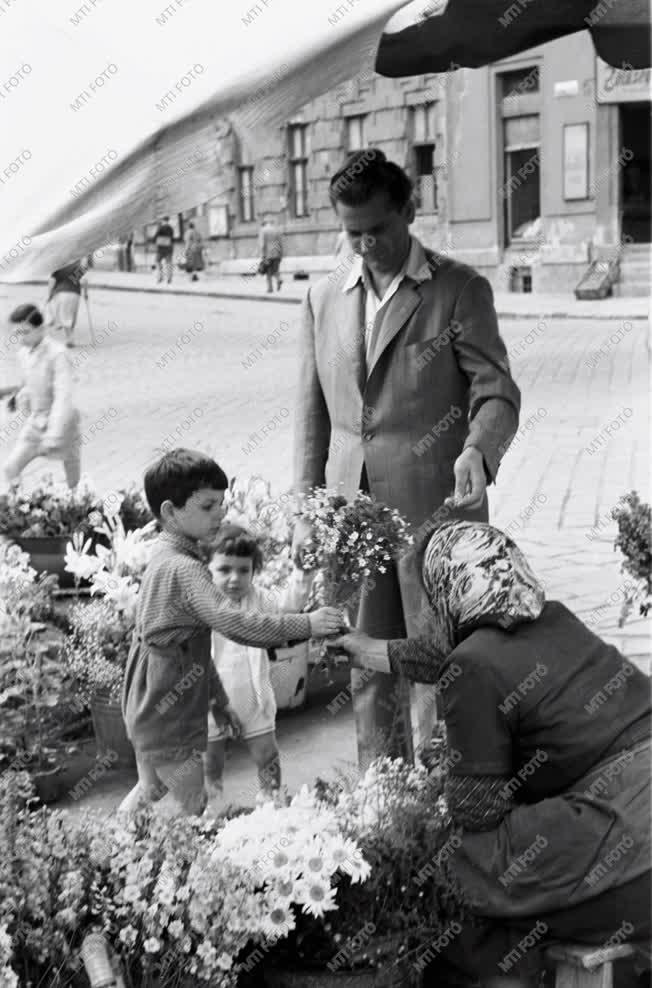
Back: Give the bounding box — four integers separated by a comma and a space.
292, 149, 521, 769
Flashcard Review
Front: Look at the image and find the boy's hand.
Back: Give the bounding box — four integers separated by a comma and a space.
309, 606, 345, 639
40, 437, 61, 454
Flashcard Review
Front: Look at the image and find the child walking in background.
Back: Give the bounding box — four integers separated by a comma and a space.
119, 449, 341, 818
4, 303, 81, 489
205, 524, 314, 803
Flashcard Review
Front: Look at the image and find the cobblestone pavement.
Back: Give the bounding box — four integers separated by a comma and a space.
0, 286, 648, 817
0, 285, 649, 669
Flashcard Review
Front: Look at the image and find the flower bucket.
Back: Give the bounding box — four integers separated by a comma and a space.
14, 535, 75, 589
31, 764, 66, 804
269, 642, 310, 710
90, 694, 136, 769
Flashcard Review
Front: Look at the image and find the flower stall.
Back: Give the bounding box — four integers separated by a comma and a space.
0, 478, 153, 589
0, 753, 466, 987
0, 543, 92, 803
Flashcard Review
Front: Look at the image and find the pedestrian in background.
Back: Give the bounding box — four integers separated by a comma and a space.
258, 215, 283, 293
45, 258, 88, 348
184, 222, 204, 282
4, 303, 81, 489
153, 215, 175, 284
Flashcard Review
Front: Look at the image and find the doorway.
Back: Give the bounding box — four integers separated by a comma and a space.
620, 103, 651, 243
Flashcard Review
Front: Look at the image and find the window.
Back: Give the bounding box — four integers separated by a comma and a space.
503, 114, 540, 244
501, 66, 540, 102
238, 166, 255, 222
288, 124, 309, 217
411, 103, 437, 212
346, 115, 366, 152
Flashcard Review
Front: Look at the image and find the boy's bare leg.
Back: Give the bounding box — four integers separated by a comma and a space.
156, 753, 207, 817
4, 437, 40, 485
62, 443, 81, 489
118, 758, 167, 815
247, 731, 281, 797
204, 739, 226, 799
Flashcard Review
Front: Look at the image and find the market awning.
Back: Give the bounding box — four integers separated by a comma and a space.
377, 0, 652, 75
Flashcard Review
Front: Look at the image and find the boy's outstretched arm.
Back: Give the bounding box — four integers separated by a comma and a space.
184, 565, 313, 648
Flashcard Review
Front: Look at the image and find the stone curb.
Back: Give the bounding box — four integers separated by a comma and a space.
3, 278, 649, 320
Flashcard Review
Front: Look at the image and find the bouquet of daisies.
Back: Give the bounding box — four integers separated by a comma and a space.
612, 491, 651, 625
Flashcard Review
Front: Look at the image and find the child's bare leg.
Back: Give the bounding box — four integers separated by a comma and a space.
118, 758, 167, 815
5, 437, 40, 485
204, 739, 226, 797
156, 752, 207, 817
247, 731, 281, 796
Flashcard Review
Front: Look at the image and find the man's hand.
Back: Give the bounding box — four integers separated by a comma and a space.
291, 515, 314, 569
446, 446, 486, 510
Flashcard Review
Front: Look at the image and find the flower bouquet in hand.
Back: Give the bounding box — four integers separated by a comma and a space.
297, 489, 413, 674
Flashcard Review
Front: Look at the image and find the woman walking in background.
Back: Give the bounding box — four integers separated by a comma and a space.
45, 258, 88, 348
184, 222, 204, 282
258, 215, 283, 293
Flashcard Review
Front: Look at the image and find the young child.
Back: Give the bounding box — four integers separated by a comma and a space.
4, 303, 82, 488
205, 524, 314, 803
119, 448, 342, 817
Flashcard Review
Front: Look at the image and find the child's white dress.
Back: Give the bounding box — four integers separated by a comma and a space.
208, 571, 312, 742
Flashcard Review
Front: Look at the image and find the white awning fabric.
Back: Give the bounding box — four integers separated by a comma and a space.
0, 0, 408, 280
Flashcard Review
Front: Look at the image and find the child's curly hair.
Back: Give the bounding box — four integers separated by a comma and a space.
212, 523, 264, 573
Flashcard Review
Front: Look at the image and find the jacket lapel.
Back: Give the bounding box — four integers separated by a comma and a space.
367, 280, 424, 378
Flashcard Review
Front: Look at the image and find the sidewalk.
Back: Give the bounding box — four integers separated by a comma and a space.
10, 268, 650, 319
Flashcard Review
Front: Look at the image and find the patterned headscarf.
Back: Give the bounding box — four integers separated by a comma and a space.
421, 521, 545, 655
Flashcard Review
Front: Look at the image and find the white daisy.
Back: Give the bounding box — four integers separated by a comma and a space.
260, 903, 295, 939
296, 878, 338, 918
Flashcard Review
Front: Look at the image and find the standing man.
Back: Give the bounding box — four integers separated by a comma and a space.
292, 149, 521, 769
153, 215, 175, 285
259, 215, 283, 293
45, 258, 88, 348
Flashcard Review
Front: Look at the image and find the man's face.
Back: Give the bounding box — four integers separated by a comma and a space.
335, 192, 414, 278
166, 487, 225, 544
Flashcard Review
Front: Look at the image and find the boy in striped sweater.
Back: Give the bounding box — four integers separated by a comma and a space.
119, 448, 341, 817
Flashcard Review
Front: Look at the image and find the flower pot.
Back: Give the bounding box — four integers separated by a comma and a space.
269, 642, 310, 710
31, 764, 66, 804
15, 535, 76, 588
90, 694, 136, 769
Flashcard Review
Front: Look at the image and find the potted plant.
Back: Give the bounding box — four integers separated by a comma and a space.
61, 599, 136, 768
256, 757, 467, 987
0, 479, 155, 589
612, 491, 651, 626
63, 508, 157, 767
0, 542, 81, 803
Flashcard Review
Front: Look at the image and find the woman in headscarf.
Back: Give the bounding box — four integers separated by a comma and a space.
335, 520, 650, 986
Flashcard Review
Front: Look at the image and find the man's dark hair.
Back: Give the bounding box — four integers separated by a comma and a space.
212, 523, 264, 573
8, 303, 43, 327
329, 148, 413, 211
144, 448, 228, 519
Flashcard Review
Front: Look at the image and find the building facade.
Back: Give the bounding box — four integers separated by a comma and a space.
177, 33, 650, 294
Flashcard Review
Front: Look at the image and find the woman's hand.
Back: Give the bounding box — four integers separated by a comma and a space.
331, 631, 391, 672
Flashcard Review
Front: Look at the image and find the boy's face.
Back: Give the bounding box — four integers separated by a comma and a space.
211, 553, 254, 602
163, 487, 225, 544
14, 321, 44, 349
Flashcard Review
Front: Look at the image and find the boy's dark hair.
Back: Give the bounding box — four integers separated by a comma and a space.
144, 448, 228, 519
329, 148, 413, 211
213, 523, 264, 573
9, 303, 43, 327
